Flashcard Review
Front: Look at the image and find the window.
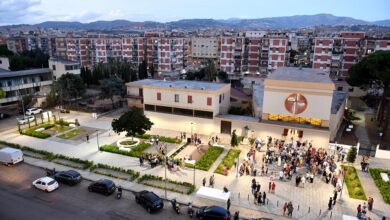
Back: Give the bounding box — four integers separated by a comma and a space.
207, 97, 212, 106
219, 95, 222, 103
145, 104, 155, 111
52, 65, 56, 70
348, 87, 354, 92
174, 94, 179, 102
157, 92, 161, 101
188, 95, 192, 104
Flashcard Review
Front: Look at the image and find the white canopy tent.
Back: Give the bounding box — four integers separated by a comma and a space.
196, 186, 231, 203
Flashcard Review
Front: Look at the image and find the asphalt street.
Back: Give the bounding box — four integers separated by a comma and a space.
0, 163, 190, 220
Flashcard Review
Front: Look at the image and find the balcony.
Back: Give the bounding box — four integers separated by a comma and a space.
2, 80, 53, 92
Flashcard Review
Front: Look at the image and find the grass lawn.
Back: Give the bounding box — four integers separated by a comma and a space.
186, 146, 224, 171
369, 168, 390, 204
214, 149, 241, 175
57, 128, 85, 139
100, 142, 151, 158
120, 140, 137, 145
342, 165, 367, 200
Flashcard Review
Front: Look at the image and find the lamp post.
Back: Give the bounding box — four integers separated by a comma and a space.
193, 162, 196, 187
164, 156, 167, 199
190, 122, 195, 143
96, 130, 100, 151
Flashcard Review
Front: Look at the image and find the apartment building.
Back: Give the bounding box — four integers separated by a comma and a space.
191, 37, 219, 59
268, 35, 288, 72
0, 68, 52, 107
340, 32, 365, 76
48, 57, 80, 80
6, 37, 27, 54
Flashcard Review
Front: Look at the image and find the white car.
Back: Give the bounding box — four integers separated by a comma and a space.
32, 177, 59, 192
25, 108, 43, 116
17, 116, 35, 125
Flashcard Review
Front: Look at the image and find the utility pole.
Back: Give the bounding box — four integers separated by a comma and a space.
96, 130, 100, 151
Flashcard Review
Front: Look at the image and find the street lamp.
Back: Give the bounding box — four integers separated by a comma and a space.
96, 130, 100, 151
190, 122, 196, 143
164, 156, 167, 199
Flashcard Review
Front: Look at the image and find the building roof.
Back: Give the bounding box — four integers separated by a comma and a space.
331, 90, 348, 114
0, 68, 51, 79
268, 67, 333, 84
127, 79, 228, 91
49, 57, 80, 65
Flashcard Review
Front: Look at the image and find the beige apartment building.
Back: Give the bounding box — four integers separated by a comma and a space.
191, 37, 219, 59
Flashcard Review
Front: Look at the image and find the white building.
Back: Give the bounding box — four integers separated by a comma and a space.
0, 57, 10, 71
48, 57, 80, 80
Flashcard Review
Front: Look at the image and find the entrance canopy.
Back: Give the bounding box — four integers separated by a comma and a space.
196, 186, 230, 202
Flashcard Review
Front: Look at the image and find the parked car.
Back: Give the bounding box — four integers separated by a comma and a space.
196, 206, 231, 220
54, 170, 82, 185
32, 177, 59, 192
135, 190, 164, 213
25, 108, 43, 116
0, 147, 24, 165
0, 112, 10, 119
17, 116, 35, 124
88, 179, 116, 196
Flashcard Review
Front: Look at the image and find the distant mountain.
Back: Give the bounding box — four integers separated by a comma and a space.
2, 14, 389, 30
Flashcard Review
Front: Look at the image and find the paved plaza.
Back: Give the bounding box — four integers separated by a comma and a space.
0, 111, 389, 219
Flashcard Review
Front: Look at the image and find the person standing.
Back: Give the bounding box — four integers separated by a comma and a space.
257, 192, 262, 205
227, 198, 231, 211
272, 181, 276, 193
234, 211, 239, 220
262, 191, 266, 205
202, 177, 206, 187
251, 181, 257, 195
287, 202, 294, 218
268, 181, 272, 192
256, 183, 261, 194
357, 204, 362, 215
86, 134, 89, 143
283, 202, 288, 215
234, 158, 238, 168
368, 197, 374, 211
328, 197, 333, 210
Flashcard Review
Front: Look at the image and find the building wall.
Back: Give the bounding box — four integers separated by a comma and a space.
329, 100, 346, 141
48, 59, 80, 80
191, 37, 219, 59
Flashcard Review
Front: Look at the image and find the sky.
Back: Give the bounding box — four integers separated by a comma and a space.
0, 0, 389, 26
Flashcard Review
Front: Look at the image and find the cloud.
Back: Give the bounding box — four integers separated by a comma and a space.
0, 0, 41, 25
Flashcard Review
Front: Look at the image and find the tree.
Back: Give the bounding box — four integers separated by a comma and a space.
53, 73, 86, 107
18, 94, 33, 112
217, 71, 228, 82
0, 88, 6, 99
138, 60, 148, 79
99, 76, 125, 109
204, 59, 217, 82
111, 108, 154, 137
346, 146, 358, 163
149, 64, 155, 79
0, 45, 13, 57
348, 50, 390, 132
230, 129, 238, 147
9, 49, 49, 71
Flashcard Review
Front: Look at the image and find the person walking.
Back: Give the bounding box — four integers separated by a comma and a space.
328, 197, 333, 210
287, 202, 294, 218
251, 181, 257, 195
368, 197, 374, 211
227, 198, 231, 211
202, 177, 206, 187
357, 204, 362, 215
283, 202, 288, 215
257, 192, 262, 205
333, 190, 338, 205
256, 183, 261, 194
86, 134, 89, 143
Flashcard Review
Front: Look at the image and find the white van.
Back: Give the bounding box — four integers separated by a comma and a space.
0, 147, 24, 165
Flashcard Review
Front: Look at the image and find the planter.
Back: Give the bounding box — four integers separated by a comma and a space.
116, 137, 140, 150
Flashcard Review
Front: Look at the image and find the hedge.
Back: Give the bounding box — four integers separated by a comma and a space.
214, 149, 241, 175
138, 174, 195, 194
369, 168, 390, 204
90, 163, 140, 181
0, 140, 55, 160
342, 165, 367, 200
99, 142, 151, 158
54, 154, 93, 170
134, 133, 182, 144
186, 146, 224, 171
21, 123, 55, 139
169, 143, 189, 159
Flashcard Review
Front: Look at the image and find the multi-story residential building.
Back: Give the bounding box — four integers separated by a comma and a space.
191, 37, 219, 59
268, 35, 288, 72
0, 68, 52, 108
340, 32, 365, 76
6, 37, 27, 54
158, 38, 185, 72
312, 37, 333, 71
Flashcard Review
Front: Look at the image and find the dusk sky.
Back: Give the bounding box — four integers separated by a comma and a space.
0, 0, 389, 25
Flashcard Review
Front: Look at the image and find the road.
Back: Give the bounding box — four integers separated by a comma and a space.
0, 163, 190, 220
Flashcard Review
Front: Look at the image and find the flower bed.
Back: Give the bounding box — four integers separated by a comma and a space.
100, 142, 151, 158
214, 149, 241, 175
138, 174, 195, 194
169, 143, 189, 159
342, 165, 367, 200
90, 163, 139, 181
369, 168, 390, 204
21, 123, 55, 139
134, 133, 182, 144
186, 146, 224, 171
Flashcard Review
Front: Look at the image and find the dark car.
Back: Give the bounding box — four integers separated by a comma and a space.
135, 190, 164, 213
196, 206, 230, 220
88, 179, 116, 196
0, 113, 10, 119
54, 170, 82, 185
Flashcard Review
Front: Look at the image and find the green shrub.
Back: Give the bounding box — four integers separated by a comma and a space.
214, 149, 241, 175
369, 168, 390, 204
90, 163, 139, 181
342, 165, 367, 200
0, 140, 55, 159
186, 146, 223, 171
100, 142, 151, 158
138, 174, 195, 194
120, 140, 137, 145
134, 133, 181, 144
56, 119, 71, 126
54, 154, 93, 169
21, 123, 55, 139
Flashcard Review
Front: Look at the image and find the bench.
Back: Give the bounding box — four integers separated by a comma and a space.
380, 173, 389, 182
69, 124, 76, 128
35, 128, 45, 132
